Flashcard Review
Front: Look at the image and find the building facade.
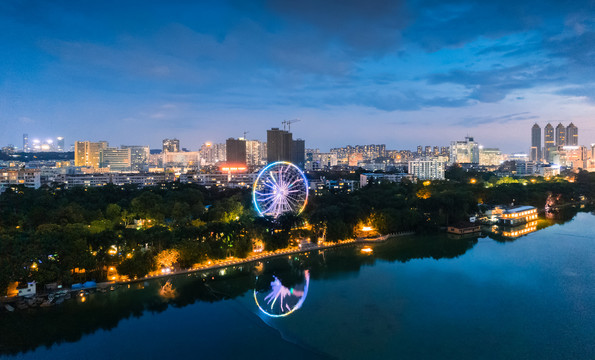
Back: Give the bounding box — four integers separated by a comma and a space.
408, 159, 446, 180
566, 123, 578, 146
74, 141, 109, 168
531, 123, 541, 161
449, 136, 479, 165
162, 138, 180, 153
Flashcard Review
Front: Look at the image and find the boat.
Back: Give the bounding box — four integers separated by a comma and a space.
3, 304, 15, 312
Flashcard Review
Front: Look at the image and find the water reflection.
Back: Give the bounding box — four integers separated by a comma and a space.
254, 270, 310, 318
159, 279, 177, 300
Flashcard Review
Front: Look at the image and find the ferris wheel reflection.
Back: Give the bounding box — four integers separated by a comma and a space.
254, 270, 310, 318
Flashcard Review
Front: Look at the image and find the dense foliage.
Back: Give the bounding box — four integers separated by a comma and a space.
1, 169, 593, 295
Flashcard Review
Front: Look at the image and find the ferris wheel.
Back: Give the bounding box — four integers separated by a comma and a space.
252, 161, 309, 218
254, 270, 310, 318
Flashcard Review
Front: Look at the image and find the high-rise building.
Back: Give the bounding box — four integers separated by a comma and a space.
121, 145, 150, 171
100, 148, 131, 171
408, 159, 445, 180
246, 140, 265, 166
566, 123, 578, 146
292, 139, 306, 168
226, 138, 247, 164
56, 137, 65, 152
162, 138, 180, 152
417, 146, 423, 156
75, 141, 108, 168
23, 134, 29, 152
544, 123, 555, 161
449, 136, 479, 165
199, 142, 226, 165
267, 128, 292, 163
555, 123, 566, 147
530, 123, 541, 162
433, 146, 439, 156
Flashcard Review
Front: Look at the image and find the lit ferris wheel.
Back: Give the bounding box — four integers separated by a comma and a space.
252, 161, 309, 218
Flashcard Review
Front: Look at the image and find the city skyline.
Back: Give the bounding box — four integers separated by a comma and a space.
2, 1, 595, 152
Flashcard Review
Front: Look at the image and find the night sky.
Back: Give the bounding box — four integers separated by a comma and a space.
1, 0, 594, 152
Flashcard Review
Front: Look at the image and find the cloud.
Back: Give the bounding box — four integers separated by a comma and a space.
458, 112, 539, 126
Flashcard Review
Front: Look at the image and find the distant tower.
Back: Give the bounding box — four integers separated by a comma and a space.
543, 123, 554, 161
23, 133, 29, 152
56, 137, 65, 152
530, 123, 541, 161
555, 123, 566, 147
566, 123, 578, 146
267, 128, 292, 163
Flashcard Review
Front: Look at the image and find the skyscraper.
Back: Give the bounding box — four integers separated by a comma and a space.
23, 134, 29, 152
555, 123, 566, 146
566, 123, 578, 146
267, 128, 292, 163
162, 138, 180, 152
544, 123, 555, 161
226, 138, 247, 164
531, 123, 541, 161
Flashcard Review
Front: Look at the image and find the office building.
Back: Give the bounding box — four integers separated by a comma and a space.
555, 123, 566, 146
162, 138, 180, 152
449, 136, 479, 165
75, 141, 109, 168
566, 123, 578, 146
408, 159, 446, 180
267, 128, 293, 163
530, 123, 541, 161
226, 138, 247, 164
121, 145, 150, 171
100, 148, 132, 171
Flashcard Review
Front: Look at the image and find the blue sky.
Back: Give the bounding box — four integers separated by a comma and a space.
1, 0, 595, 152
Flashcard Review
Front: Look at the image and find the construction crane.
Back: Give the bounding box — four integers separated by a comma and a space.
282, 119, 301, 132
242, 131, 249, 140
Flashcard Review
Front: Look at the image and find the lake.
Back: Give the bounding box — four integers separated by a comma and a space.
1, 209, 594, 359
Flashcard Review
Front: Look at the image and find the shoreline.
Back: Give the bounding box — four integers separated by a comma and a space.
117, 231, 415, 285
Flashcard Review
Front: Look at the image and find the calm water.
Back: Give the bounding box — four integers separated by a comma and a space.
1, 210, 594, 359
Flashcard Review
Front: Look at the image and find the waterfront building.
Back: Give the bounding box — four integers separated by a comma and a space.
121, 145, 150, 171
74, 141, 108, 168
0, 169, 41, 192
408, 159, 445, 180
498, 206, 538, 226
162, 138, 180, 153
566, 123, 578, 146
447, 222, 481, 235
99, 148, 131, 171
531, 123, 541, 161
449, 136, 479, 165
555, 123, 566, 146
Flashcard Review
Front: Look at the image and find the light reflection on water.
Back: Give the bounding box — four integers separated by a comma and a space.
1, 209, 594, 360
